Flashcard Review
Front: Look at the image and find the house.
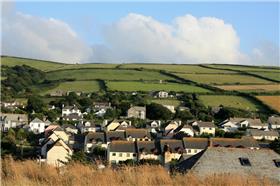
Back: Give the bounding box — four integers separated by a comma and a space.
127, 106, 146, 119
227, 118, 250, 128
174, 124, 194, 137
92, 102, 112, 111
210, 137, 260, 149
68, 134, 85, 151
247, 129, 279, 141
50, 127, 70, 142
108, 141, 137, 164
95, 109, 107, 117
137, 141, 161, 161
154, 91, 169, 98
0, 113, 28, 132
183, 138, 208, 156
164, 120, 181, 134
104, 119, 120, 131
196, 121, 216, 136
62, 124, 78, 134
247, 118, 268, 130
79, 121, 101, 133
44, 124, 59, 138
84, 132, 106, 153
125, 128, 152, 141
268, 116, 280, 129
62, 113, 83, 122
105, 131, 126, 143
0, 100, 24, 110
62, 105, 82, 117
29, 117, 46, 134
146, 120, 161, 133
176, 147, 280, 182
41, 139, 72, 167
219, 119, 239, 132
50, 90, 66, 97
160, 139, 185, 164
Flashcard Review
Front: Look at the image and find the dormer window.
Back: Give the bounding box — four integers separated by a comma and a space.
239, 157, 251, 166
273, 159, 280, 168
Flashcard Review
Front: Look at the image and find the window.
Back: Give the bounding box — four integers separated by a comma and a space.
273, 159, 280, 168
188, 149, 191, 153
194, 150, 197, 153
112, 153, 116, 156
133, 153, 136, 157
126, 153, 130, 157
119, 153, 122, 157
239, 158, 251, 166
209, 128, 212, 130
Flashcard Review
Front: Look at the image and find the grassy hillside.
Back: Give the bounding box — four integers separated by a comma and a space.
2, 158, 277, 186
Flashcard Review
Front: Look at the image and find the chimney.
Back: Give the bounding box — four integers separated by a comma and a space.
129, 121, 132, 126
104, 119, 108, 126
158, 120, 161, 127
178, 120, 182, 126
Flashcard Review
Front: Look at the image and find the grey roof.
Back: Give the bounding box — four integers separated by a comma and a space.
137, 141, 159, 154
183, 138, 209, 149
248, 129, 279, 137
210, 137, 260, 148
62, 124, 77, 129
63, 113, 83, 120
105, 131, 125, 142
110, 141, 136, 153
247, 119, 266, 126
125, 129, 151, 139
197, 122, 215, 128
189, 147, 280, 181
160, 139, 185, 153
174, 124, 193, 133
268, 116, 280, 125
128, 106, 146, 112
30, 117, 44, 123
85, 132, 105, 143
0, 113, 28, 122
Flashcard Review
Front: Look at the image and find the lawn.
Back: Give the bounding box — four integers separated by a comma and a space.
216, 84, 280, 92
46, 69, 174, 81
106, 81, 211, 92
199, 95, 260, 111
256, 96, 280, 112
249, 72, 280, 82
174, 73, 273, 85
149, 99, 181, 107
120, 64, 235, 74
43, 80, 101, 95
206, 64, 280, 72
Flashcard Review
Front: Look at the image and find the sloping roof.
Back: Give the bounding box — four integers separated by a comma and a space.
229, 117, 249, 123
62, 113, 82, 120
0, 113, 28, 122
105, 131, 125, 142
137, 141, 159, 154
110, 141, 136, 153
197, 122, 215, 128
85, 132, 105, 143
125, 129, 151, 138
174, 124, 193, 133
128, 106, 146, 112
160, 139, 185, 153
189, 147, 280, 181
210, 137, 260, 148
30, 117, 44, 123
62, 124, 77, 129
183, 138, 209, 149
268, 116, 280, 125
248, 129, 279, 137
247, 118, 266, 126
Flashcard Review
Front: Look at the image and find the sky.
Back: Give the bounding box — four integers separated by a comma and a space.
1, 1, 279, 65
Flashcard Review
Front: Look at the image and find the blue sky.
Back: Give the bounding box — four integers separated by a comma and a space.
2, 1, 279, 64
16, 2, 279, 53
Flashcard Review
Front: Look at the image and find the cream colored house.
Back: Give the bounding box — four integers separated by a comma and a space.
125, 128, 151, 142
137, 141, 161, 161
160, 139, 185, 164
183, 137, 208, 156
196, 122, 216, 136
164, 120, 181, 134
247, 129, 279, 141
105, 120, 120, 131
108, 141, 137, 164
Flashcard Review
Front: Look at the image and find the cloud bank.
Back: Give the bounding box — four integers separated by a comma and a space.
2, 4, 278, 65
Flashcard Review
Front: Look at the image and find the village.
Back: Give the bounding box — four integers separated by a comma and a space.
1, 90, 280, 181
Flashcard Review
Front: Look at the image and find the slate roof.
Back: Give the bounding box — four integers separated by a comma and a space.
137, 141, 159, 154
247, 119, 266, 127
125, 129, 151, 139
128, 106, 146, 112
174, 124, 193, 133
62, 124, 77, 129
210, 137, 260, 148
0, 113, 28, 122
85, 132, 106, 143
188, 147, 280, 181
109, 141, 136, 153
183, 138, 209, 149
160, 139, 185, 153
30, 117, 44, 123
248, 129, 279, 137
197, 122, 215, 128
268, 116, 280, 125
62, 113, 83, 120
105, 131, 125, 142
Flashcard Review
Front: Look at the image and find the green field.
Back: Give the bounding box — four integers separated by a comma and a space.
207, 64, 280, 72
1, 56, 118, 72
149, 99, 181, 107
46, 69, 173, 81
120, 64, 235, 74
174, 73, 274, 85
43, 81, 101, 95
199, 95, 260, 111
248, 72, 280, 82
106, 81, 211, 92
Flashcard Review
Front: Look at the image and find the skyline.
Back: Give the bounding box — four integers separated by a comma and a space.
2, 1, 279, 65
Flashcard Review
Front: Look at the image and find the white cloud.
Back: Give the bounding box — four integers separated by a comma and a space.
97, 13, 243, 64
2, 2, 93, 63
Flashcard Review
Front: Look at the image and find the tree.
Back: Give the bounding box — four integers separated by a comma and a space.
175, 110, 194, 121
16, 128, 27, 141
269, 139, 280, 154
70, 151, 90, 164
26, 96, 46, 113
146, 103, 173, 120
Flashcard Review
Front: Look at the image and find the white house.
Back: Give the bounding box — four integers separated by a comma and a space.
183, 137, 208, 156
154, 91, 169, 98
62, 105, 82, 116
127, 106, 146, 119
174, 124, 194, 137
196, 121, 216, 136
0, 113, 28, 132
29, 118, 46, 134
160, 139, 185, 165
247, 119, 268, 130
219, 119, 239, 132
108, 141, 137, 164
137, 141, 161, 161
268, 116, 280, 129
247, 129, 279, 141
